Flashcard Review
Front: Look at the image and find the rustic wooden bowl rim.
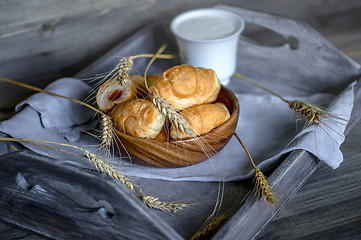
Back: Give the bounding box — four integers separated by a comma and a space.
114, 85, 238, 143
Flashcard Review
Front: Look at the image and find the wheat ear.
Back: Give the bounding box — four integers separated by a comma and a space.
0, 137, 187, 213
140, 189, 187, 213
287, 99, 325, 126
0, 137, 136, 191
79, 147, 136, 193
234, 133, 274, 203
100, 113, 115, 156
98, 53, 177, 85
234, 72, 329, 126
191, 215, 227, 240
116, 56, 133, 83
150, 92, 195, 138
143, 44, 194, 138
95, 52, 178, 150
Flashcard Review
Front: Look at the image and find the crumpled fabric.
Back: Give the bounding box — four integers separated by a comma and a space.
0, 77, 356, 181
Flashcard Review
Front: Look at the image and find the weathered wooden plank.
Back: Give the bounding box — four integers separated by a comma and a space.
1, 0, 361, 116
1, 1, 361, 238
0, 221, 47, 240
0, 150, 185, 240
0, 0, 137, 28
213, 150, 320, 240
256, 121, 361, 239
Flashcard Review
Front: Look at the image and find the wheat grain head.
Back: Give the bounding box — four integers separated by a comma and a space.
140, 189, 187, 213
150, 92, 195, 138
191, 215, 227, 240
254, 168, 274, 204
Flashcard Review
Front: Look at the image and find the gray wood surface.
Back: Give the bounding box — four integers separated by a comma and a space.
1, 0, 361, 119
257, 121, 361, 240
1, 1, 361, 240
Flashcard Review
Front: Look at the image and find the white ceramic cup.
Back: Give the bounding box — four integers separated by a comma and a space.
170, 8, 245, 85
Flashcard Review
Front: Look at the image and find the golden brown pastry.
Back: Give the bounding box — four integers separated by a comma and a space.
149, 65, 221, 111
96, 77, 137, 112
154, 127, 170, 141
110, 99, 165, 139
170, 102, 230, 140
129, 74, 162, 97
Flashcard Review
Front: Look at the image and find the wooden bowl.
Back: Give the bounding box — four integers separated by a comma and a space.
113, 86, 239, 168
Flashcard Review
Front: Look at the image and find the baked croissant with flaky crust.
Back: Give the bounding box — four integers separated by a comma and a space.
149, 65, 221, 111
96, 74, 163, 112
170, 102, 230, 140
109, 98, 165, 139
96, 77, 137, 112
129, 74, 162, 98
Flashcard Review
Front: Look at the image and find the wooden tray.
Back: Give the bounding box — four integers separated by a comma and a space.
1, 6, 360, 240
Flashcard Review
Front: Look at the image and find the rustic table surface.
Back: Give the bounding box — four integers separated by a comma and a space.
1, 1, 361, 239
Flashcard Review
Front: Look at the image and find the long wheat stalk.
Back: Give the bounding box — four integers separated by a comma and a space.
0, 137, 186, 212
93, 52, 178, 153
234, 72, 329, 127
0, 50, 188, 213
233, 133, 274, 203
144, 44, 195, 138
0, 76, 101, 114
0, 138, 133, 188
0, 76, 116, 156
0, 52, 178, 155
98, 53, 177, 85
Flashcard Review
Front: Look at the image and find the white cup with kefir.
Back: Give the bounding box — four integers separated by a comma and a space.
170, 8, 245, 85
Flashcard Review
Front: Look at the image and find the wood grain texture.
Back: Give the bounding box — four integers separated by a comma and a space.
1, 1, 361, 239
0, 222, 46, 240
0, 149, 254, 240
256, 121, 361, 240
1, 0, 361, 119
0, 150, 183, 240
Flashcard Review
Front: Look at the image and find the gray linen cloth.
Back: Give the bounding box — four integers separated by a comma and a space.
0, 77, 356, 181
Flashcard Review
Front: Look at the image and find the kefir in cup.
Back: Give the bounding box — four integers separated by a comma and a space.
170, 8, 244, 85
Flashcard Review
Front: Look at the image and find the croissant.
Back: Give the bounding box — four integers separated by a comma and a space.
96, 77, 137, 112
149, 65, 221, 111
110, 98, 165, 139
170, 102, 230, 140
129, 74, 162, 97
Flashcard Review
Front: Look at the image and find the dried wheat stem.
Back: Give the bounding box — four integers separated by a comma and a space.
234, 72, 329, 126
102, 53, 177, 86
0, 137, 186, 212
0, 137, 136, 193
233, 133, 274, 203
143, 43, 169, 91
140, 189, 187, 213
142, 44, 195, 138
132, 53, 178, 60
0, 76, 118, 159
132, 53, 179, 59
191, 215, 227, 240
234, 72, 287, 102
29, 142, 84, 157
10, 145, 19, 151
